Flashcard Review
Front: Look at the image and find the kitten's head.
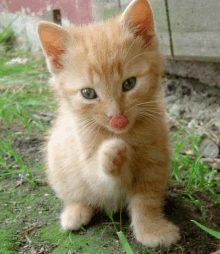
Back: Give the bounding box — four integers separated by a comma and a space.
37, 0, 162, 134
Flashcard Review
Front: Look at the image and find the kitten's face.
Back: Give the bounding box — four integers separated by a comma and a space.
37, 0, 161, 134
58, 22, 161, 134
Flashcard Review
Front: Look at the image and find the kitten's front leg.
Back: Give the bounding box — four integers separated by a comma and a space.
129, 193, 180, 248
61, 202, 93, 231
98, 138, 132, 181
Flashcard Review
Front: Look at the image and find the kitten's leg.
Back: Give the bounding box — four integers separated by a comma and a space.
98, 138, 132, 181
129, 193, 180, 248
61, 138, 132, 232
61, 202, 93, 231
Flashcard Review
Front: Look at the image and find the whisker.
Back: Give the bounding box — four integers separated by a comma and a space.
126, 52, 152, 66
77, 120, 94, 132
124, 24, 151, 62
144, 112, 161, 120
140, 109, 163, 115
135, 100, 160, 107
124, 36, 141, 62
78, 121, 96, 137
78, 120, 93, 127
91, 126, 101, 147
138, 113, 161, 127
126, 101, 160, 115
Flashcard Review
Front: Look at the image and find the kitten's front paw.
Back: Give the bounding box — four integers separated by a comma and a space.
61, 203, 93, 231
136, 222, 180, 248
99, 139, 131, 176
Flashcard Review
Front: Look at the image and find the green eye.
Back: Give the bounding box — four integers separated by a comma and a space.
81, 88, 97, 99
122, 77, 136, 92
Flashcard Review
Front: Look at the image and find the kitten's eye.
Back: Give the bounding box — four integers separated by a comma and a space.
122, 77, 136, 92
81, 88, 97, 99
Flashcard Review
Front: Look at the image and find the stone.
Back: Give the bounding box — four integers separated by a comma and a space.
198, 138, 219, 158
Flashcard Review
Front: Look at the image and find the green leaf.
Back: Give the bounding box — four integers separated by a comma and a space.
191, 220, 220, 239
117, 231, 134, 254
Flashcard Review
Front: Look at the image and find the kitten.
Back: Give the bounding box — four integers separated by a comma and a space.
37, 0, 180, 248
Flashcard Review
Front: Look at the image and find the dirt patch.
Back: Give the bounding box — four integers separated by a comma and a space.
162, 75, 220, 138
163, 189, 220, 254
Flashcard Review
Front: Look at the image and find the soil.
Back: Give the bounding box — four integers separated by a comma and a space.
1, 75, 220, 254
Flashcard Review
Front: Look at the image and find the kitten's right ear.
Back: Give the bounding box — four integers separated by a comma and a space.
37, 21, 72, 74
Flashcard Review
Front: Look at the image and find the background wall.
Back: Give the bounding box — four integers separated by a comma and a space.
0, 0, 93, 25
91, 0, 220, 62
0, 0, 219, 65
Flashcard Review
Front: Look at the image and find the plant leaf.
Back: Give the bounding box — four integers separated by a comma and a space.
191, 220, 220, 239
117, 231, 134, 254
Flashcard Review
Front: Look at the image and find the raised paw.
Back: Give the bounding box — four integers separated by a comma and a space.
99, 138, 131, 176
61, 203, 93, 231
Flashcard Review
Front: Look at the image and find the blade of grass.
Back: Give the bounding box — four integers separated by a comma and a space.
117, 232, 134, 254
103, 205, 118, 232
103, 205, 134, 254
191, 220, 220, 239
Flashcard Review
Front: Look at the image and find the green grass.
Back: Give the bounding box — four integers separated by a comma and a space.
0, 50, 55, 186
170, 119, 220, 196
0, 56, 55, 130
191, 220, 220, 239
0, 47, 220, 253
0, 15, 19, 52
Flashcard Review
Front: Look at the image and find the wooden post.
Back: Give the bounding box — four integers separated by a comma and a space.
40, 9, 62, 25
118, 0, 121, 10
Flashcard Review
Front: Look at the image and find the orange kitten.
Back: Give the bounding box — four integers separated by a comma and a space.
37, 0, 180, 247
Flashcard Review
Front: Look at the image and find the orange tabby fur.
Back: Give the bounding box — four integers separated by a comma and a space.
37, 0, 180, 247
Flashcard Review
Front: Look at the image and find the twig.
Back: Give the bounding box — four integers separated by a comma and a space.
101, 222, 120, 225
18, 224, 42, 235
15, 181, 23, 188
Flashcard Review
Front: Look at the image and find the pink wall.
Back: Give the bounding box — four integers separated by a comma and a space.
0, 0, 93, 25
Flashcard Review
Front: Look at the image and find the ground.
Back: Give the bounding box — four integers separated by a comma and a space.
0, 52, 220, 254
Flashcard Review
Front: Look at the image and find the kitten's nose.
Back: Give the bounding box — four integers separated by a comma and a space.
109, 114, 128, 129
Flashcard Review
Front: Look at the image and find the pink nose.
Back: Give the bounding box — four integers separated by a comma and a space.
109, 114, 128, 129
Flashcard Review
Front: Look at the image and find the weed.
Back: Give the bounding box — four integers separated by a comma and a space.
170, 119, 220, 194
191, 220, 220, 239
103, 205, 134, 254
0, 15, 20, 53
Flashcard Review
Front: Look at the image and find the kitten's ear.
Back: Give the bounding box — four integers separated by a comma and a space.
37, 21, 72, 74
120, 0, 155, 45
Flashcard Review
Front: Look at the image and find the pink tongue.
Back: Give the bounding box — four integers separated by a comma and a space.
109, 114, 128, 129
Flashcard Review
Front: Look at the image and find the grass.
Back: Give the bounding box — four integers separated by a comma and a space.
0, 15, 20, 52
170, 119, 220, 206
191, 220, 220, 239
0, 51, 55, 186
1, 45, 220, 253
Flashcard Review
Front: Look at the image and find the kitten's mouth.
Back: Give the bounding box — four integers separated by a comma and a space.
109, 114, 129, 130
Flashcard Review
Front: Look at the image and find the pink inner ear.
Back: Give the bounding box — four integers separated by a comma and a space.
38, 23, 70, 70
127, 0, 154, 44
48, 45, 65, 68
109, 114, 128, 129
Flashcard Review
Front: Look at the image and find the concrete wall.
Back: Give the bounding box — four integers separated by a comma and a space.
152, 0, 220, 61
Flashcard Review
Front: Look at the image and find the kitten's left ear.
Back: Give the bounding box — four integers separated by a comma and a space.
120, 0, 155, 45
